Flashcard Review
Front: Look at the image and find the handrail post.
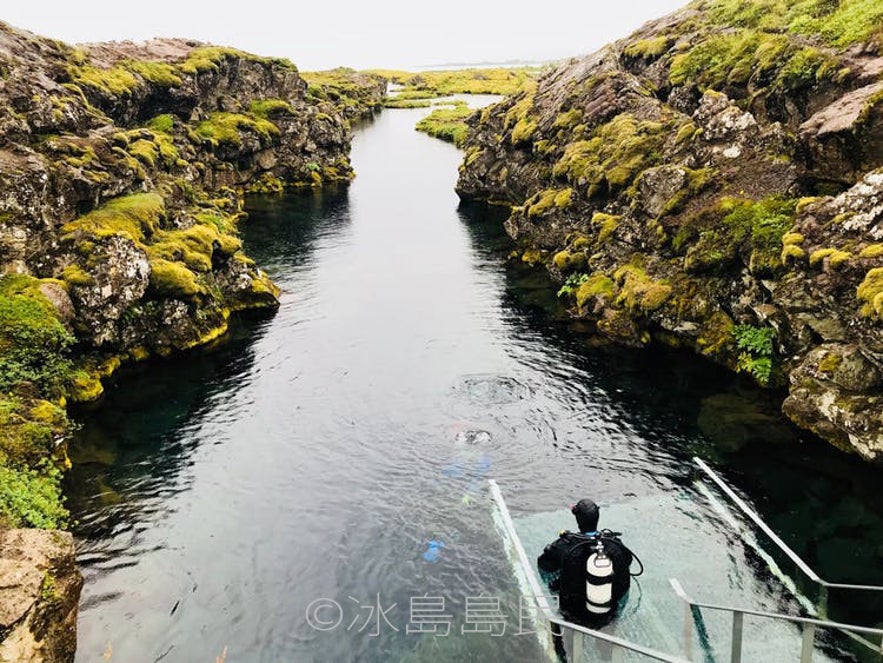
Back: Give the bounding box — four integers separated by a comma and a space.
800, 624, 816, 663
683, 601, 694, 661
817, 585, 828, 620
572, 628, 584, 662
730, 610, 743, 663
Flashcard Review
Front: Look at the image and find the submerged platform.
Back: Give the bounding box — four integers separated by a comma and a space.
492, 479, 855, 662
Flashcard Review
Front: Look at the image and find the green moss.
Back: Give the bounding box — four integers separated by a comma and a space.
249, 99, 293, 118
415, 105, 473, 147
712, 196, 797, 275
818, 352, 843, 373
179, 46, 256, 75
554, 189, 573, 208
511, 117, 538, 146
504, 88, 537, 131
697, 310, 736, 358
575, 274, 615, 307
0, 396, 66, 467
384, 98, 432, 109
62, 193, 165, 242
125, 60, 183, 87
613, 264, 672, 313
781, 243, 806, 263
128, 138, 159, 168
552, 114, 666, 194
69, 64, 139, 96
809, 247, 851, 268
857, 267, 883, 318
592, 212, 621, 243
67, 370, 103, 402
521, 248, 543, 265
552, 250, 587, 273
370, 67, 538, 96
61, 264, 94, 287
195, 112, 280, 147
675, 122, 699, 145
623, 36, 672, 60
553, 109, 583, 131
246, 173, 286, 194
787, 0, 883, 47
669, 28, 840, 92
148, 258, 203, 299
526, 189, 572, 217
782, 232, 805, 246
859, 244, 883, 259
147, 224, 240, 273
0, 275, 75, 397
147, 114, 175, 134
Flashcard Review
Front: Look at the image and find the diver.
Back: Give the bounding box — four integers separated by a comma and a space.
537, 498, 641, 624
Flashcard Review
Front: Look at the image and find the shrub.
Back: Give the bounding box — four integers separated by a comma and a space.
0, 461, 68, 529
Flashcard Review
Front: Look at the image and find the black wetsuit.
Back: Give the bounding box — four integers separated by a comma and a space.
537, 530, 633, 622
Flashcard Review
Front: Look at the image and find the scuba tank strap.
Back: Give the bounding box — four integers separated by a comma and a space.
598, 529, 644, 577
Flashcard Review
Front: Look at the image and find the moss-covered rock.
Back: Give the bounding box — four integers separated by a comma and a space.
454, 0, 883, 460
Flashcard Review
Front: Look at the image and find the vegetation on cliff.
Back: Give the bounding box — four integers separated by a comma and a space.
455, 0, 883, 462
414, 103, 474, 146
0, 22, 384, 530
372, 67, 539, 104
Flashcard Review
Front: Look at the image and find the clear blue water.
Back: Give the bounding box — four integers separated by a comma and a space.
66, 104, 883, 662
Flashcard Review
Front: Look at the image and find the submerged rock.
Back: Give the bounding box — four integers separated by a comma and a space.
455, 0, 883, 462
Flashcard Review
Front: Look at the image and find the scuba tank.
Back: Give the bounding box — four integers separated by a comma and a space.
585, 537, 614, 615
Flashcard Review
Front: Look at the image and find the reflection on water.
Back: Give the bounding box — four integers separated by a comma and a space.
66, 104, 882, 662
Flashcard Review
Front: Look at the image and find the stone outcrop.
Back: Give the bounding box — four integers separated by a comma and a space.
456, 0, 883, 461
0, 21, 385, 660
0, 530, 81, 663
0, 22, 385, 371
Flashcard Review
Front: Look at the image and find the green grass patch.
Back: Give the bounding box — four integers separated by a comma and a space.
415, 105, 473, 147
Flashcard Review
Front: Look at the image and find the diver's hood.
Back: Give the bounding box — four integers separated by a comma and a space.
572, 498, 600, 532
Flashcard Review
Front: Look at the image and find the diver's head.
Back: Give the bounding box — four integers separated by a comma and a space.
572, 499, 599, 532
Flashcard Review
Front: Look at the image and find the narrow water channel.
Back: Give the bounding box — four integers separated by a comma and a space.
66, 103, 883, 662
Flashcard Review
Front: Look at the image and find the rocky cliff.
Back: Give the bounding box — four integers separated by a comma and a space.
0, 530, 81, 663
456, 0, 883, 462
0, 20, 384, 659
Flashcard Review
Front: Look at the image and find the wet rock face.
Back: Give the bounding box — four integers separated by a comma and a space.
455, 4, 883, 461
0, 530, 82, 663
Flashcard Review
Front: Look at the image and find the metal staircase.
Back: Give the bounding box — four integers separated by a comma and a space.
489, 461, 883, 663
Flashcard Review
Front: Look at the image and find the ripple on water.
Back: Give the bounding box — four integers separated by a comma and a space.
452, 374, 531, 405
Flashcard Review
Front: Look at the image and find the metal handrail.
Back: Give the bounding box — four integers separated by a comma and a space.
669, 578, 883, 662
489, 479, 689, 663
669, 579, 883, 637
694, 457, 883, 593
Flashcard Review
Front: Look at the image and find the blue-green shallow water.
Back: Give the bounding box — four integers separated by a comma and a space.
65, 104, 883, 662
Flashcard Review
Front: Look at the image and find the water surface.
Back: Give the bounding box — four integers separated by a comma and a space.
67, 103, 883, 662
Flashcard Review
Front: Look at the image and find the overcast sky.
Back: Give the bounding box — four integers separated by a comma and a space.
2, 1, 687, 71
